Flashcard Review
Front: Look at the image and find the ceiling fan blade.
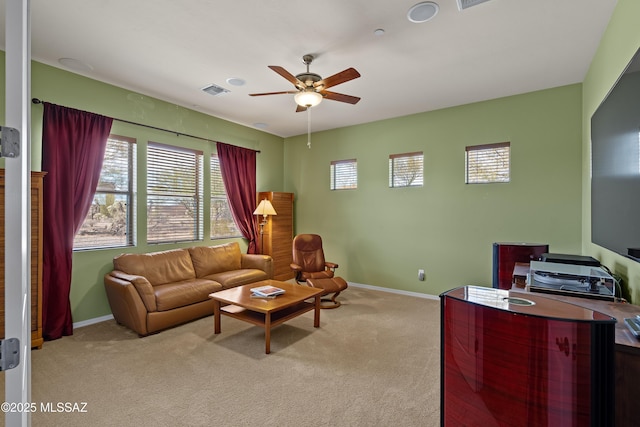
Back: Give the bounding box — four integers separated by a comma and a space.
268, 65, 304, 88
322, 91, 361, 104
315, 68, 360, 90
249, 91, 298, 97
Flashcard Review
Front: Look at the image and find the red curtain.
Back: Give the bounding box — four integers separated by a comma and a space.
41, 102, 113, 340
216, 142, 259, 254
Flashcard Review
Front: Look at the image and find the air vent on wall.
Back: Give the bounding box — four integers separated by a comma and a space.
202, 84, 230, 96
457, 0, 491, 10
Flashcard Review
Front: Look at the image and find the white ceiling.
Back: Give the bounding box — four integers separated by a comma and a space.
0, 0, 618, 138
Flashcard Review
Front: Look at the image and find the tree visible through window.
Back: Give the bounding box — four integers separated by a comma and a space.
74, 135, 136, 250
147, 142, 203, 243
330, 159, 358, 190
211, 154, 241, 238
465, 142, 510, 184
389, 151, 424, 188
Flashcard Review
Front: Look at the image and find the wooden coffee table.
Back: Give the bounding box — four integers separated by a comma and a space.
209, 280, 324, 354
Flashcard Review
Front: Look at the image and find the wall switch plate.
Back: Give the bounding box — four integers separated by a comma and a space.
418, 269, 425, 281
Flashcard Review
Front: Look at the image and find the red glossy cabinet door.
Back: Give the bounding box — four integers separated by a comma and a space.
441, 286, 615, 426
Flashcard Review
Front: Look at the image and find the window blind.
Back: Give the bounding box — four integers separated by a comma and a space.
330, 159, 358, 190
465, 142, 510, 184
389, 151, 424, 188
147, 142, 203, 243
210, 154, 241, 238
74, 135, 136, 249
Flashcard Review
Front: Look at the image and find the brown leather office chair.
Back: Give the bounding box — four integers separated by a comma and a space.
290, 234, 347, 308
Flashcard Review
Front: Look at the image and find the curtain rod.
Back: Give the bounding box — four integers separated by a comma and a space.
31, 98, 260, 153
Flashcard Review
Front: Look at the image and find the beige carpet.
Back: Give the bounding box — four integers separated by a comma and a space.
21, 286, 439, 426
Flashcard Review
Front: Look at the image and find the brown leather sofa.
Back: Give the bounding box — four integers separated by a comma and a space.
104, 242, 273, 336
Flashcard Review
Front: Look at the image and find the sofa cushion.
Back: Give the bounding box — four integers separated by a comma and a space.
154, 278, 223, 312
188, 242, 242, 278
203, 269, 270, 289
113, 249, 196, 286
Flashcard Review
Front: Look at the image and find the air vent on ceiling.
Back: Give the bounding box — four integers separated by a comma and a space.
202, 84, 230, 96
456, 0, 491, 10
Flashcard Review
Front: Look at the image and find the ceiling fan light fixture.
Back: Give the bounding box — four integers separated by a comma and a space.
294, 90, 323, 108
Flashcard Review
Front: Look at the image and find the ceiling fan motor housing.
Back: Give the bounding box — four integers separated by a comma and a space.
295, 72, 323, 89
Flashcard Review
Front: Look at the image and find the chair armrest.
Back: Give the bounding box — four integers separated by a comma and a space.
290, 263, 302, 272
241, 254, 274, 279
325, 262, 339, 271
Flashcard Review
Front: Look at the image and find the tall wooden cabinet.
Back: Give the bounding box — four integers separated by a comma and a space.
0, 170, 45, 349
256, 192, 294, 281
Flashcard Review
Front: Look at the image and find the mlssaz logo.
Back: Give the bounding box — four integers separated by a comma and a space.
40, 402, 88, 413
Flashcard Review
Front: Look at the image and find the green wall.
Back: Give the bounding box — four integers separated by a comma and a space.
582, 0, 640, 303
284, 84, 583, 296
2, 56, 286, 322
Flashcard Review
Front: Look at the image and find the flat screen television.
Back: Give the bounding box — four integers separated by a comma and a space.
591, 47, 640, 262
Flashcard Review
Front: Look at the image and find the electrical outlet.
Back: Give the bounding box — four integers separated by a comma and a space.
418, 269, 425, 281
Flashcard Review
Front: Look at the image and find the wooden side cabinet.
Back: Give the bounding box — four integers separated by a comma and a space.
256, 192, 294, 281
0, 170, 45, 349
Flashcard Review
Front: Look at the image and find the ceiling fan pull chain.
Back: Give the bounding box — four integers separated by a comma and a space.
307, 107, 312, 149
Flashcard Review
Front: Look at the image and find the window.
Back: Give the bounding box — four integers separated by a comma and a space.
465, 142, 510, 184
330, 159, 358, 190
389, 151, 424, 188
211, 154, 241, 238
74, 135, 136, 250
147, 142, 203, 243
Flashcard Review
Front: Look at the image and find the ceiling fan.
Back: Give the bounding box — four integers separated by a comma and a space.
249, 54, 361, 112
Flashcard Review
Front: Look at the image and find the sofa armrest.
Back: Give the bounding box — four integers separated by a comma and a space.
106, 270, 157, 312
241, 254, 274, 279
104, 272, 152, 336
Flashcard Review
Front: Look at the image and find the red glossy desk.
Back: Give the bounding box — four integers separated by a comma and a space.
441, 286, 616, 427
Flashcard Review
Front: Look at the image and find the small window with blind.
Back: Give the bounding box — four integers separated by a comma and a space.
211, 154, 242, 239
330, 159, 358, 190
389, 151, 424, 188
147, 142, 203, 244
74, 135, 136, 250
465, 142, 510, 184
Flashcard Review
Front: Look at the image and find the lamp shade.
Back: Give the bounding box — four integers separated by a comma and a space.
294, 90, 323, 107
253, 199, 277, 217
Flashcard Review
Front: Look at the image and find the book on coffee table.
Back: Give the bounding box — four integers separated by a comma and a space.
250, 285, 285, 297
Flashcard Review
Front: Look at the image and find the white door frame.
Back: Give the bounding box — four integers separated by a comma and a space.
4, 1, 32, 426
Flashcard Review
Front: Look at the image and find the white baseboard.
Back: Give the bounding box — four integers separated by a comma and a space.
347, 281, 440, 301
73, 283, 438, 328
73, 314, 114, 329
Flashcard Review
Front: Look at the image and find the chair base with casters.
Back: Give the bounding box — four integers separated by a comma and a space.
306, 277, 348, 309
